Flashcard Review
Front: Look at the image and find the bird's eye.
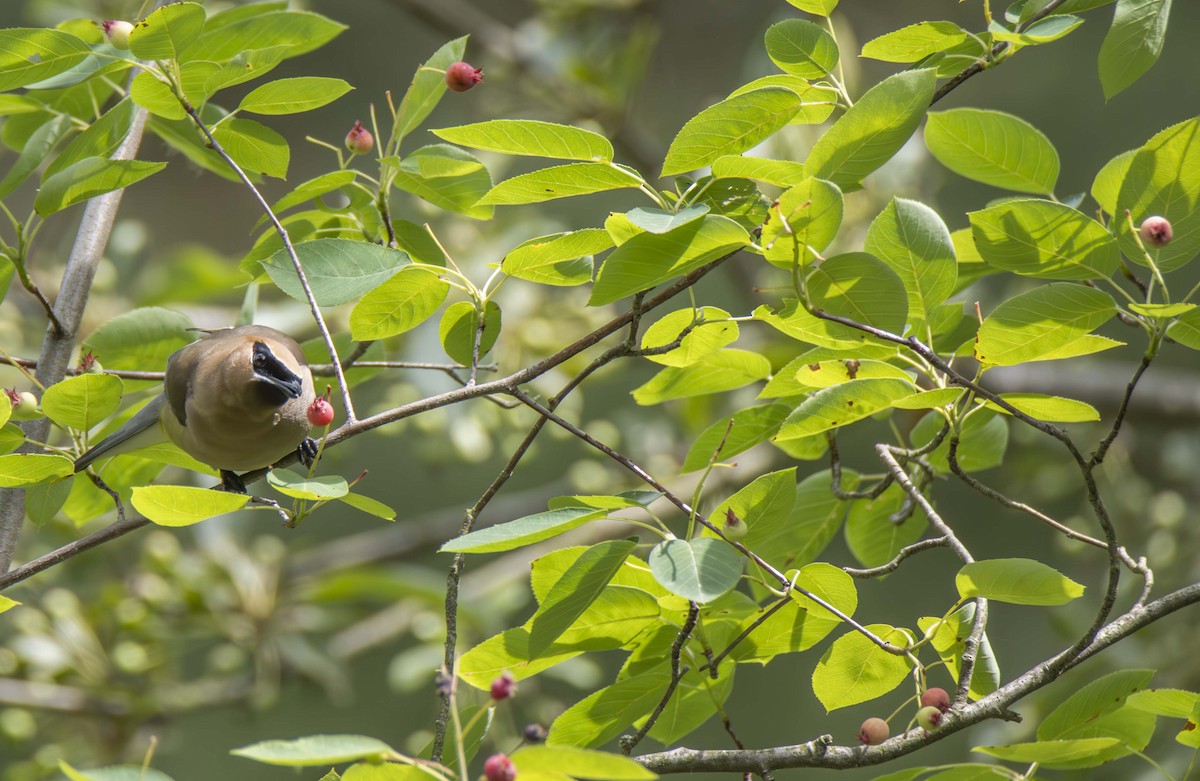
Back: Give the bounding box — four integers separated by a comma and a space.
253, 352, 266, 367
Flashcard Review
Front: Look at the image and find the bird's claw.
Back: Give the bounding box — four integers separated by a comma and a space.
297, 437, 319, 468
219, 470, 248, 494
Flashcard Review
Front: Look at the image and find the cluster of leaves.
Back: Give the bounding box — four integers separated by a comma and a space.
0, 0, 1196, 778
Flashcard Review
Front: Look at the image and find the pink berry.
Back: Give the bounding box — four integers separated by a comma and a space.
446, 61, 483, 92
1140, 215, 1173, 247
858, 717, 889, 745
483, 754, 517, 781
916, 705, 943, 732
490, 671, 516, 701
722, 508, 748, 541
306, 396, 334, 427
921, 687, 950, 713
344, 120, 374, 155
100, 20, 133, 50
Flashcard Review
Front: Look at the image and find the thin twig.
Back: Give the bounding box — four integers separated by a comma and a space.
622, 602, 699, 754
843, 537, 950, 579
1089, 354, 1152, 468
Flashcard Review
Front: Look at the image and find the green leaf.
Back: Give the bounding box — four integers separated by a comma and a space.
786, 0, 839, 14
862, 21, 970, 62
239, 77, 352, 115
892, 388, 965, 410
40, 374, 123, 430
528, 540, 637, 656
925, 109, 1059, 195
0, 29, 91, 92
335, 493, 396, 521
974, 283, 1115, 366
793, 359, 915, 389
845, 484, 929, 569
756, 472, 852, 571
261, 239, 410, 306
1129, 302, 1194, 318
231, 735, 394, 767
202, 46, 290, 94
390, 145, 493, 219
646, 665, 735, 745
131, 485, 250, 526
956, 558, 1085, 605
267, 468, 349, 500
340, 764, 422, 781
440, 508, 607, 554
627, 205, 709, 234
1091, 148, 1136, 214
991, 15, 1084, 45
1167, 308, 1200, 349
35, 157, 166, 216
969, 199, 1118, 280
439, 300, 501, 365
128, 2, 205, 60
432, 119, 613, 162
727, 76, 838, 125
812, 624, 913, 711
712, 155, 808, 187
212, 118, 288, 179
44, 99, 136, 181
648, 537, 743, 603
974, 738, 1124, 767
1128, 688, 1199, 718
0, 595, 18, 615
806, 69, 937, 190
266, 171, 358, 222
57, 762, 176, 781
708, 467, 798, 566
348, 266, 449, 341
479, 162, 643, 206
865, 198, 957, 322
512, 746, 656, 780
0, 115, 70, 199
762, 178, 843, 269
130, 72, 186, 120
662, 87, 802, 176
776, 378, 915, 440
1098, 0, 1171, 99
1039, 669, 1156, 740
503, 228, 611, 286
186, 10, 345, 62
764, 20, 839, 78
681, 403, 791, 472
641, 306, 738, 368
913, 408, 1009, 473
394, 37, 466, 143
984, 393, 1100, 422
1115, 117, 1200, 273
811, 252, 909, 332
734, 562, 857, 660
81, 307, 195, 372
590, 215, 749, 306
548, 491, 662, 512
548, 670, 670, 748
0, 454, 74, 488
753, 301, 898, 353
918, 603, 1000, 700
631, 349, 770, 405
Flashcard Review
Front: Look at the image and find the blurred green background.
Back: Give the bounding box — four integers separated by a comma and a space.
1, 1, 1200, 779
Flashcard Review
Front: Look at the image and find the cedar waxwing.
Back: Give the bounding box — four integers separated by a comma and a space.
74, 325, 317, 492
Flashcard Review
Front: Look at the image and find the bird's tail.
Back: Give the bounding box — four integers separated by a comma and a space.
74, 395, 168, 473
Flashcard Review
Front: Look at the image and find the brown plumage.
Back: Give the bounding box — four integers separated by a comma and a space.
74, 325, 316, 490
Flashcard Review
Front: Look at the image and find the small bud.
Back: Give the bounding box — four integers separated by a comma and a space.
100, 20, 134, 50
522, 723, 547, 743
6, 388, 40, 421
434, 670, 453, 697
306, 395, 334, 427
446, 61, 483, 92
916, 705, 943, 732
722, 508, 748, 541
1140, 215, 1173, 247
344, 120, 374, 155
490, 671, 517, 701
857, 716, 889, 745
483, 754, 517, 781
920, 687, 950, 713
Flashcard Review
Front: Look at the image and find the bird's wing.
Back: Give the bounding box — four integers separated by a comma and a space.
73, 394, 169, 473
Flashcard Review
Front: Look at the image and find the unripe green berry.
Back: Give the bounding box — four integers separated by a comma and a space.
920, 686, 950, 713
722, 508, 747, 541
857, 716, 889, 745
6, 389, 40, 421
101, 20, 133, 50
916, 705, 943, 732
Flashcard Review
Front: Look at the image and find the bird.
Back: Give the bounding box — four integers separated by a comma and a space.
74, 325, 318, 493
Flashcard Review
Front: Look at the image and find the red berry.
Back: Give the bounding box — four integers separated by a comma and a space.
345, 120, 374, 155
857, 716, 889, 745
921, 687, 950, 713
483, 754, 517, 781
446, 61, 483, 92
722, 508, 748, 541
1140, 215, 1173, 247
916, 705, 943, 732
100, 20, 133, 49
490, 671, 516, 701
306, 396, 334, 427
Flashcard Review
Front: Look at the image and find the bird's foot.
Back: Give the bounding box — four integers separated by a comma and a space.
219, 470, 248, 494
297, 437, 319, 467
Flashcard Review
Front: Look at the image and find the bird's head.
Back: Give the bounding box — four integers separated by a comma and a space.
250, 340, 305, 404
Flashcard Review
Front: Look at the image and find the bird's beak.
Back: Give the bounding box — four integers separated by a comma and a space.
252, 343, 305, 399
